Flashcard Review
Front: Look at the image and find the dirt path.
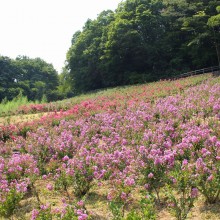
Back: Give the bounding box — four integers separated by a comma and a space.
0, 112, 49, 125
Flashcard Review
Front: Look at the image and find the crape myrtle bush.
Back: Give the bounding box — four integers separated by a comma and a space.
0, 77, 220, 219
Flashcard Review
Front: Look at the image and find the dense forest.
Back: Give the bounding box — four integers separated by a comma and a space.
1, 0, 220, 101
67, 0, 220, 93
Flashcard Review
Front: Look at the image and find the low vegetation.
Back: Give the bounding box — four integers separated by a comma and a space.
0, 74, 220, 219
0, 92, 45, 117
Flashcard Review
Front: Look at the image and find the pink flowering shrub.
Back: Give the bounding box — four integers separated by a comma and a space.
53, 202, 90, 220
67, 156, 94, 198
0, 156, 30, 217
0, 125, 18, 142
6, 154, 39, 181
165, 161, 198, 220
31, 204, 52, 220
192, 135, 220, 204
0, 154, 39, 218
0, 76, 220, 219
31, 201, 90, 220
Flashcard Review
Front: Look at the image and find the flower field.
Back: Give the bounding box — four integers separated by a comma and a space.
1, 74, 220, 220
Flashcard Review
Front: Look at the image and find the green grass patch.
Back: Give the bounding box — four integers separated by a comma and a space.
0, 93, 40, 117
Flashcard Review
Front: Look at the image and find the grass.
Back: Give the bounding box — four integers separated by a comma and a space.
5, 180, 220, 220
0, 93, 40, 117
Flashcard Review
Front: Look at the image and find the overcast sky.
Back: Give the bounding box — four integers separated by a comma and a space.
0, 0, 122, 72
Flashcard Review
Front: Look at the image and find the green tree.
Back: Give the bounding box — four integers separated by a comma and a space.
103, 0, 170, 84
0, 55, 59, 102
57, 67, 74, 98
67, 10, 114, 93
180, 0, 220, 68
0, 56, 20, 100
207, 6, 220, 66
66, 0, 220, 94
15, 56, 59, 101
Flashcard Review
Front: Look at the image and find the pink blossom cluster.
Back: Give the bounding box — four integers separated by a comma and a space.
0, 153, 39, 205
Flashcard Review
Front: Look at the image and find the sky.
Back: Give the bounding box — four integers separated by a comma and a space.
0, 0, 122, 72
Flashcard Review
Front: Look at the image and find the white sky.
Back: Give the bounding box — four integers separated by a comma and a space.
0, 0, 122, 72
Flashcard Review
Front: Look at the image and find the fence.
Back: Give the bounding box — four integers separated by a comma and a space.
170, 66, 220, 80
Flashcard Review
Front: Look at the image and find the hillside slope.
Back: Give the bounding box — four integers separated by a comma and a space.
0, 74, 220, 219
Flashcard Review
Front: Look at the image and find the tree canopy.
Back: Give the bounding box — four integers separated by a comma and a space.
0, 56, 59, 102
66, 0, 220, 94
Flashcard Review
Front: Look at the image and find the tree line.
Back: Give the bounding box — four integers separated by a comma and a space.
0, 56, 63, 102
66, 0, 220, 94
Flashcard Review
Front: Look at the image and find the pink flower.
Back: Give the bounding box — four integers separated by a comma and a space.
107, 190, 115, 201
196, 158, 205, 171
216, 156, 220, 160
139, 146, 146, 153
182, 159, 188, 166
61, 198, 66, 204
216, 141, 220, 148
63, 155, 69, 161
168, 202, 175, 207
78, 213, 88, 220
31, 209, 39, 220
77, 200, 84, 207
46, 183, 53, 191
146, 194, 150, 199
207, 174, 214, 181
191, 188, 198, 198
148, 173, 154, 178
124, 177, 135, 186
120, 192, 127, 200
210, 136, 217, 144
15, 181, 28, 193
144, 184, 150, 189
42, 175, 47, 180
171, 177, 177, 184
40, 204, 49, 210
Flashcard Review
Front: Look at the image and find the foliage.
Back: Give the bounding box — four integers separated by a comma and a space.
126, 196, 156, 220
0, 92, 40, 117
165, 162, 198, 220
31, 201, 90, 220
0, 189, 23, 218
0, 55, 59, 103
66, 0, 220, 94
